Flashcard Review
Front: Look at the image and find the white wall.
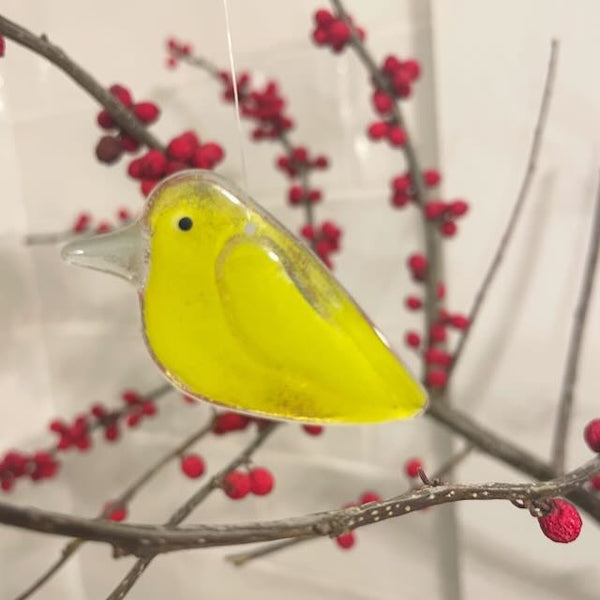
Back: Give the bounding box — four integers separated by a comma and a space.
0, 1, 598, 598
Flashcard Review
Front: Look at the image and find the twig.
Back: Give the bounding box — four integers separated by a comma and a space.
14, 415, 216, 600
0, 454, 597, 556
226, 444, 474, 567
105, 422, 279, 600
448, 40, 560, 376
0, 14, 164, 151
552, 172, 600, 473
329, 0, 441, 341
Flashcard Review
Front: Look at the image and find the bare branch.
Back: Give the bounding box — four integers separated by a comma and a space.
0, 14, 164, 151
552, 172, 600, 472
0, 455, 597, 557
105, 422, 279, 599
226, 444, 474, 567
448, 41, 560, 376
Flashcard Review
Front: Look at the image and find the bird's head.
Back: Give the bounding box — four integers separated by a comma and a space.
61, 170, 254, 289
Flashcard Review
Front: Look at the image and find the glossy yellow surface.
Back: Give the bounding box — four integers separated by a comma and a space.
141, 171, 426, 423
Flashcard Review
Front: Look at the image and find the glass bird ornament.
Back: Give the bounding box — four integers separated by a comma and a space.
62, 170, 427, 423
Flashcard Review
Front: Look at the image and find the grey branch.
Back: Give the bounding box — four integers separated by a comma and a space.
0, 14, 164, 151
0, 455, 597, 558
552, 172, 600, 472
448, 40, 560, 376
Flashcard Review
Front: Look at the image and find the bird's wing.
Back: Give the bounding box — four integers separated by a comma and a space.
214, 234, 426, 423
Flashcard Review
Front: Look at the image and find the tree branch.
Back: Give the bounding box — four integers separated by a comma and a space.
0, 14, 165, 151
552, 172, 600, 472
225, 444, 474, 567
105, 422, 279, 599
448, 40, 560, 377
0, 455, 597, 557
14, 414, 215, 600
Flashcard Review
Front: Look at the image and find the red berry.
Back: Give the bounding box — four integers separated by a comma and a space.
140, 179, 159, 196
95, 221, 111, 234
584, 419, 600, 452
367, 121, 389, 140
0, 36, 5, 58
140, 150, 167, 179
314, 9, 334, 27
430, 323, 447, 343
329, 20, 351, 45
303, 424, 324, 436
538, 499, 582, 543
72, 212, 91, 233
424, 347, 452, 367
97, 110, 115, 130
360, 491, 381, 504
437, 282, 446, 299
590, 475, 600, 491
382, 55, 401, 74
199, 142, 224, 167
122, 390, 141, 405
213, 412, 250, 434
405, 296, 422, 310
166, 56, 178, 69
167, 133, 197, 161
404, 458, 422, 478
403, 59, 421, 81
126, 413, 141, 428
407, 253, 428, 276
308, 189, 322, 203
335, 531, 356, 549
426, 369, 447, 388
288, 185, 305, 205
449, 314, 470, 330
440, 221, 457, 237
314, 155, 329, 168
104, 423, 120, 442
423, 169, 441, 187
133, 102, 160, 124
300, 224, 315, 240
387, 126, 407, 147
223, 470, 251, 500
391, 191, 409, 208
95, 136, 122, 164
448, 200, 469, 217
104, 501, 128, 522
1, 478, 13, 492
181, 454, 205, 479
109, 84, 133, 107
141, 401, 157, 416
405, 331, 421, 348
119, 134, 140, 153
372, 90, 394, 114
424, 201, 446, 220
249, 467, 274, 496
391, 174, 411, 193
117, 208, 131, 221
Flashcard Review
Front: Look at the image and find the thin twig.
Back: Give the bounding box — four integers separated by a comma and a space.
552, 172, 600, 473
0, 14, 164, 151
226, 444, 474, 567
448, 40, 560, 376
106, 422, 279, 600
0, 454, 597, 556
13, 414, 215, 600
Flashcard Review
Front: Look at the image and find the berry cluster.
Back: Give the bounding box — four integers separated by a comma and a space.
222, 466, 275, 499
71, 208, 132, 235
367, 121, 407, 147
390, 169, 440, 207
311, 9, 365, 53
165, 37, 192, 69
375, 55, 421, 107
0, 451, 59, 492
276, 146, 329, 178
0, 389, 160, 493
301, 221, 343, 269
95, 84, 160, 165
127, 132, 224, 196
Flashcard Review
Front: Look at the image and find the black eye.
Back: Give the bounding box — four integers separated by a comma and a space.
178, 217, 193, 231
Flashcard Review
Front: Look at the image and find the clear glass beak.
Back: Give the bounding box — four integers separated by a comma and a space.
61, 220, 146, 286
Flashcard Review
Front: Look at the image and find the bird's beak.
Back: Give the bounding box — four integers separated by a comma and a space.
61, 220, 146, 286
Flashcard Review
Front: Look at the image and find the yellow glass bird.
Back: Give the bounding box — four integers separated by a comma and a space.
62, 170, 426, 424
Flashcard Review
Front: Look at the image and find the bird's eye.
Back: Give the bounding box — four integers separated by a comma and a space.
178, 217, 193, 232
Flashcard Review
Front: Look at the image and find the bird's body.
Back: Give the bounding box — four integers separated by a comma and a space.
63, 171, 426, 424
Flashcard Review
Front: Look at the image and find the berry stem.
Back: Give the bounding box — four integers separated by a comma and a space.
0, 15, 165, 151
552, 170, 600, 473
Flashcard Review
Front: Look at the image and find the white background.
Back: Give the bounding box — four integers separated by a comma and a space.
0, 1, 599, 598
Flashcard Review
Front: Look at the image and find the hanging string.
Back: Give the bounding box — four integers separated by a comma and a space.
222, 0, 248, 189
